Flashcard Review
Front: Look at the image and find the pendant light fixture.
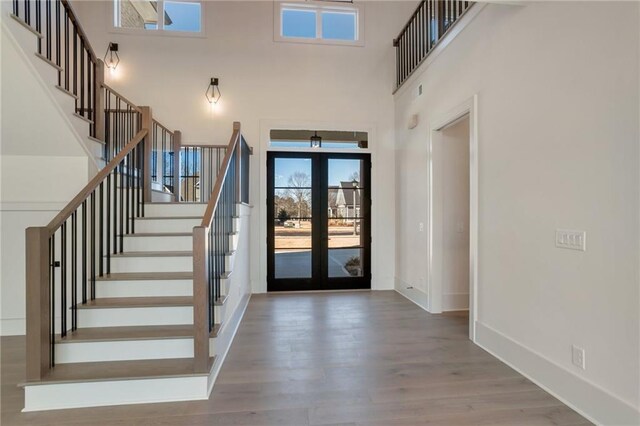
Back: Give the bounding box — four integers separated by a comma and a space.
104, 42, 120, 73
310, 131, 322, 148
205, 78, 221, 106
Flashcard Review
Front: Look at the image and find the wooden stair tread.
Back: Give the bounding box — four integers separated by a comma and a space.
112, 251, 193, 258
77, 296, 192, 309
56, 325, 194, 343
96, 272, 192, 281
124, 232, 192, 237
136, 216, 202, 220
26, 357, 215, 385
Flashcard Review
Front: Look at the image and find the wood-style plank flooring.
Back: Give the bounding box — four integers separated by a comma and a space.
1, 291, 590, 425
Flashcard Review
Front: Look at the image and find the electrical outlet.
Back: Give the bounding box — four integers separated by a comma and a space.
556, 229, 586, 251
418, 84, 423, 96
419, 222, 424, 232
572, 345, 586, 370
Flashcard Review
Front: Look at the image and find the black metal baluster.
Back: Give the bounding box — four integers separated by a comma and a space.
46, 0, 51, 58
119, 159, 124, 253
64, 10, 69, 90
90, 191, 95, 300
60, 220, 66, 338
36, 0, 42, 52
71, 211, 77, 331
82, 201, 87, 303
99, 182, 103, 276
106, 172, 111, 274
50, 233, 55, 366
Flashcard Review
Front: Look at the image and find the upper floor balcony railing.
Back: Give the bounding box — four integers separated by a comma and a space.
393, 0, 474, 90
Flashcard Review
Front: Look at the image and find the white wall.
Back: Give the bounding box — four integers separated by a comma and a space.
394, 2, 639, 424
1, 14, 91, 335
436, 117, 470, 311
72, 0, 418, 292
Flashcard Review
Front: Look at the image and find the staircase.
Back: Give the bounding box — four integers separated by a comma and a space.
7, 0, 254, 412
24, 200, 252, 411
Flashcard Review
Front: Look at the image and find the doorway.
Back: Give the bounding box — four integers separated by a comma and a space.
428, 95, 478, 341
267, 152, 371, 292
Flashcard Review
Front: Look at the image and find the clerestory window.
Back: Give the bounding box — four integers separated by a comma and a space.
113, 0, 203, 35
275, 1, 364, 46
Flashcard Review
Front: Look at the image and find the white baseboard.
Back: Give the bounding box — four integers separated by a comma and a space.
443, 292, 469, 311
394, 277, 429, 312
206, 292, 251, 395
475, 321, 640, 426
1, 318, 25, 336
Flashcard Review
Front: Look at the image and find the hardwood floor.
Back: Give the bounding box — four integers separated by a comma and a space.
1, 291, 590, 425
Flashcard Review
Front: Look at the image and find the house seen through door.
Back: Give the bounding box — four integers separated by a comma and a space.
267, 130, 371, 292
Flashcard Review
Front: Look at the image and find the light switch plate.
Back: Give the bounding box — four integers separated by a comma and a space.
555, 229, 586, 251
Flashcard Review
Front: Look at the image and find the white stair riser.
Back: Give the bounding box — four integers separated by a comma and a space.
135, 218, 201, 233
86, 137, 105, 160
233, 217, 241, 233
23, 376, 208, 412
51, 86, 78, 114
78, 306, 193, 327
109, 256, 193, 273
55, 338, 193, 364
230, 233, 239, 251
96, 280, 193, 298
123, 235, 192, 252
69, 113, 91, 140
144, 203, 207, 217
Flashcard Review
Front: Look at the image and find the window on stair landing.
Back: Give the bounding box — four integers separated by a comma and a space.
113, 0, 202, 34
275, 1, 364, 46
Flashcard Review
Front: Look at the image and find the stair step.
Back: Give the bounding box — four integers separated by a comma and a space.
112, 251, 193, 258
27, 357, 215, 385
77, 296, 192, 309
56, 325, 194, 343
96, 272, 192, 281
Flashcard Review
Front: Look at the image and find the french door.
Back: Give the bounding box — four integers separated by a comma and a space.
267, 152, 371, 291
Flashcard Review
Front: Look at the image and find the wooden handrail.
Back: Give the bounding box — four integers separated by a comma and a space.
61, 0, 98, 62
200, 122, 241, 228
182, 144, 228, 149
152, 119, 175, 135
45, 129, 148, 235
102, 83, 143, 113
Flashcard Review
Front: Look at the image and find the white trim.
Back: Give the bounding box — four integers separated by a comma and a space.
476, 321, 640, 426
394, 278, 429, 312
258, 118, 379, 293
426, 95, 478, 342
273, 1, 364, 47
1, 318, 25, 336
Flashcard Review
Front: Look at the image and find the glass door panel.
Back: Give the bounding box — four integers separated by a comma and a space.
267, 152, 370, 291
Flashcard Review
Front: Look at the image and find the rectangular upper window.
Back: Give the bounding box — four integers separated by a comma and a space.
275, 1, 364, 46
113, 0, 203, 35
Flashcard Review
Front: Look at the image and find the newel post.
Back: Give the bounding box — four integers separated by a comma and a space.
173, 130, 182, 202
140, 106, 153, 203
233, 121, 241, 204
193, 226, 210, 373
94, 59, 106, 144
25, 227, 51, 381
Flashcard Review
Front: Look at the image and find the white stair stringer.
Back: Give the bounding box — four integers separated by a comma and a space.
2, 11, 103, 168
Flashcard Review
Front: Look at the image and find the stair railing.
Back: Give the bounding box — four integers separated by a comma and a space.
178, 145, 228, 203
192, 122, 251, 372
393, 0, 474, 90
12, 0, 99, 137
151, 120, 181, 201
25, 127, 149, 381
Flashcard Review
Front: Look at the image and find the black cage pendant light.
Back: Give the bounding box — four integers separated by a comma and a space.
310, 131, 322, 148
104, 42, 120, 73
205, 78, 221, 105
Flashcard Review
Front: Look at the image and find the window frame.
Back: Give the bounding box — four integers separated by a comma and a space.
274, 1, 364, 47
110, 0, 205, 38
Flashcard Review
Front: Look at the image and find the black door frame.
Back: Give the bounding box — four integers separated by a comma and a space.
267, 151, 371, 292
